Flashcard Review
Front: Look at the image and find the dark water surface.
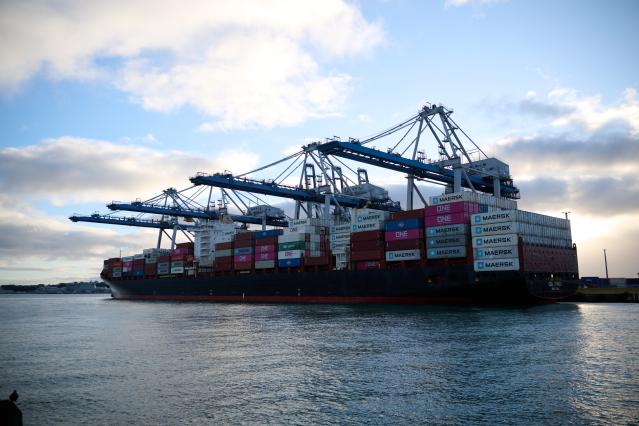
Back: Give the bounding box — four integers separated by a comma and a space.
0, 295, 637, 425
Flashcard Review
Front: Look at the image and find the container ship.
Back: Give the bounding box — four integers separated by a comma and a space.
100, 191, 579, 304
75, 104, 579, 304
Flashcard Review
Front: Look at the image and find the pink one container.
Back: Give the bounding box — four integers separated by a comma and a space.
234, 254, 253, 263
425, 212, 472, 227
256, 252, 276, 261
425, 201, 479, 217
255, 244, 276, 254
384, 228, 424, 241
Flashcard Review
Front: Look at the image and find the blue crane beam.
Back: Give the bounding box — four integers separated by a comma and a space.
315, 141, 519, 198
107, 202, 289, 227
68, 215, 195, 230
190, 173, 400, 210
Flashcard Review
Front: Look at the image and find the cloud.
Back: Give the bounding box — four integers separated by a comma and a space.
0, 0, 383, 128
492, 132, 639, 176
517, 176, 639, 216
513, 88, 639, 135
0, 195, 162, 284
0, 137, 259, 204
445, 0, 505, 7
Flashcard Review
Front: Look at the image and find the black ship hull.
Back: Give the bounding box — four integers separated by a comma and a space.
104, 265, 578, 305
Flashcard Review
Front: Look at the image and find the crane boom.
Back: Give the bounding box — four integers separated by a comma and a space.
190, 173, 400, 211
107, 202, 289, 227
69, 214, 195, 230
314, 141, 519, 198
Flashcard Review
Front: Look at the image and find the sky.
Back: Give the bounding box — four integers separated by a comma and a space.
1, 0, 638, 284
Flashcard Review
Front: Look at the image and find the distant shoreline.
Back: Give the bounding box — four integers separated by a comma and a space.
1, 281, 110, 295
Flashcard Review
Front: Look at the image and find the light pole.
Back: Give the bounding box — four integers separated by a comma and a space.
603, 249, 609, 285
562, 211, 571, 220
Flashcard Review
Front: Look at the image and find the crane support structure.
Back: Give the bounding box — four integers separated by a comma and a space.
189, 173, 401, 211
107, 202, 289, 227
314, 141, 519, 199
69, 214, 195, 230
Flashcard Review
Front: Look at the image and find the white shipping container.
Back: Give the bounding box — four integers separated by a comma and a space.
133, 253, 145, 260
288, 218, 330, 227
255, 260, 276, 269
472, 234, 519, 248
122, 256, 134, 262
170, 267, 184, 274
427, 246, 467, 259
429, 191, 517, 210
426, 235, 467, 248
471, 210, 570, 229
112, 271, 122, 278
330, 232, 351, 242
386, 249, 421, 262
351, 220, 385, 233
278, 250, 305, 259
426, 224, 469, 237
474, 258, 520, 272
278, 233, 308, 243
473, 245, 519, 260
352, 208, 390, 223
330, 224, 352, 233
471, 222, 519, 236
285, 225, 325, 235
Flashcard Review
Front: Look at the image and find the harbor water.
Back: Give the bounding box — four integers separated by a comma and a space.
0, 294, 637, 424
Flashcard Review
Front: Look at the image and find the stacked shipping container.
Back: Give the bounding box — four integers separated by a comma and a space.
425, 201, 478, 260
471, 209, 573, 272
254, 229, 282, 269
350, 207, 389, 269
385, 208, 425, 264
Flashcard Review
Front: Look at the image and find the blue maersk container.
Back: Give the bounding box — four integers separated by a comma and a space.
385, 218, 422, 231
278, 258, 302, 268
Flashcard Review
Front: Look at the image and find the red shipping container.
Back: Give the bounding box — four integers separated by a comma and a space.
355, 261, 384, 270
351, 239, 384, 250
144, 264, 157, 275
171, 247, 190, 256
215, 242, 233, 250
384, 228, 424, 241
350, 249, 384, 261
256, 252, 276, 261
158, 256, 170, 262
350, 230, 384, 243
112, 262, 122, 267
255, 244, 276, 254
176, 242, 194, 249
305, 255, 331, 266
254, 236, 277, 245
234, 232, 255, 242
234, 261, 253, 270
425, 202, 479, 217
385, 239, 424, 251
390, 208, 425, 221
234, 240, 254, 248
424, 212, 472, 227
171, 255, 185, 261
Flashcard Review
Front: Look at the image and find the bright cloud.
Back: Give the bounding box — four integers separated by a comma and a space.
518, 88, 639, 135
0, 0, 383, 128
0, 137, 259, 204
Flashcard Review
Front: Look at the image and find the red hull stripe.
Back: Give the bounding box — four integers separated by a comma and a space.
117, 294, 468, 304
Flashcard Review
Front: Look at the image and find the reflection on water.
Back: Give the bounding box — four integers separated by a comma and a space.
0, 295, 637, 425
571, 304, 639, 424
